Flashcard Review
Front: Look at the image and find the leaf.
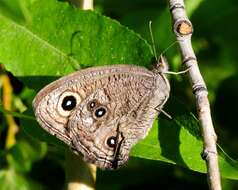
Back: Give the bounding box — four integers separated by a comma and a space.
0, 0, 25, 22
186, 0, 205, 17
0, 0, 152, 86
0, 15, 76, 78
0, 105, 35, 120
0, 169, 28, 190
0, 168, 46, 190
131, 97, 238, 179
7, 137, 47, 173
131, 114, 205, 171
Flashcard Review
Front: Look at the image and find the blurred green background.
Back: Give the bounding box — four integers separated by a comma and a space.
0, 0, 238, 189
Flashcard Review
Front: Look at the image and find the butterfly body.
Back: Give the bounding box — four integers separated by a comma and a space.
33, 64, 170, 169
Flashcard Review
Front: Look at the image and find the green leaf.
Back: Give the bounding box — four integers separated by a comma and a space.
0, 169, 29, 190
0, 0, 25, 22
0, 0, 152, 79
0, 14, 76, 77
0, 168, 46, 190
7, 137, 47, 173
131, 98, 238, 179
185, 0, 205, 17
0, 104, 35, 120
131, 114, 205, 171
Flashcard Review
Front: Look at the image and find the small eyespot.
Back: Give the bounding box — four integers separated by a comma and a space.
94, 106, 107, 118
61, 95, 77, 111
107, 136, 117, 148
87, 99, 98, 110
89, 101, 96, 108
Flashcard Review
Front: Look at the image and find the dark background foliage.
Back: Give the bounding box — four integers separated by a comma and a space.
0, 0, 238, 189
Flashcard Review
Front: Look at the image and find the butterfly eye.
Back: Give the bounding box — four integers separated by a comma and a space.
107, 136, 117, 148
62, 95, 77, 111
94, 106, 107, 118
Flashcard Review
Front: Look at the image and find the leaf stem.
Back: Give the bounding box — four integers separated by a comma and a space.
69, 0, 94, 10
65, 1, 96, 189
167, 1, 221, 190
64, 0, 96, 189
65, 150, 96, 190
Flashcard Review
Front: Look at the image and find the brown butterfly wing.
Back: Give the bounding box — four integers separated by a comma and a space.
33, 65, 170, 169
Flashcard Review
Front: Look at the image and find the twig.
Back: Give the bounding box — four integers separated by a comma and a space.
167, 1, 221, 190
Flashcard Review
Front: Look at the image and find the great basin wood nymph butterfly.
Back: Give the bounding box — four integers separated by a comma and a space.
33, 56, 170, 169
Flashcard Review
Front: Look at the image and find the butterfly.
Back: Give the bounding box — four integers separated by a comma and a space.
33, 57, 170, 169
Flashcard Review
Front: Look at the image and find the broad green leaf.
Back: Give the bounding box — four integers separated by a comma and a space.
131, 115, 205, 171
0, 0, 152, 80
0, 0, 25, 22
0, 15, 76, 77
131, 98, 238, 179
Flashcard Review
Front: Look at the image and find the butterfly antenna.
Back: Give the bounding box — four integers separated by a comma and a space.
149, 21, 158, 61
149, 22, 188, 75
159, 40, 178, 58
155, 106, 172, 120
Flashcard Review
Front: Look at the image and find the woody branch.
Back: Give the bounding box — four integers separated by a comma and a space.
167, 0, 221, 190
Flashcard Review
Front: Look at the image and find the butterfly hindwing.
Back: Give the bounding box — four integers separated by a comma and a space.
33, 64, 170, 169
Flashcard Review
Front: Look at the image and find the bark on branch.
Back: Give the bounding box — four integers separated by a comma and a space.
167, 1, 221, 190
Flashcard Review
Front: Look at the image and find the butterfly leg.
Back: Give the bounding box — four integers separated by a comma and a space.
163, 67, 191, 75
155, 106, 172, 120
